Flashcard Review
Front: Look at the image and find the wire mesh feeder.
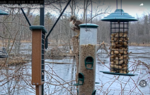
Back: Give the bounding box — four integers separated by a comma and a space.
110, 22, 129, 74
100, 9, 137, 76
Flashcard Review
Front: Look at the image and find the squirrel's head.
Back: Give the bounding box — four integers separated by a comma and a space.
70, 16, 76, 21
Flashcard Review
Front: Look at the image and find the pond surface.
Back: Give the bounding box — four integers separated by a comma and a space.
0, 46, 150, 95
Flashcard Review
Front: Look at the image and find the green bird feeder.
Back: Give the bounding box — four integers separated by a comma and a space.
0, 10, 9, 15
92, 90, 96, 95
74, 73, 84, 86
85, 56, 94, 69
0, 10, 8, 58
100, 9, 137, 76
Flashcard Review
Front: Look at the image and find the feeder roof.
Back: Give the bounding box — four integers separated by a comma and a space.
0, 10, 8, 15
29, 25, 47, 33
101, 9, 138, 22
79, 23, 98, 28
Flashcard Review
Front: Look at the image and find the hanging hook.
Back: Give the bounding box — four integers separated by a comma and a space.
121, 0, 122, 9
116, 0, 118, 9
116, 0, 122, 9
121, 0, 122, 15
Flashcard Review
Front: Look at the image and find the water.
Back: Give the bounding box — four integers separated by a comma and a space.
0, 46, 150, 95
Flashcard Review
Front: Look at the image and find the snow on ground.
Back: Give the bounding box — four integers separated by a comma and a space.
0, 46, 150, 95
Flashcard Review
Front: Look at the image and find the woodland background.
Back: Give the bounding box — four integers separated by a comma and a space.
0, 0, 150, 95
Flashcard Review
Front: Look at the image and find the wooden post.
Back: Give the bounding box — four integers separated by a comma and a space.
36, 85, 42, 95
30, 26, 47, 95
32, 29, 43, 85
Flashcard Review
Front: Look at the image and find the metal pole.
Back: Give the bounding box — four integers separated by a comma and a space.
116, 0, 118, 9
40, 1, 44, 95
91, 0, 92, 23
40, 4, 44, 26
45, 0, 72, 49
121, 0, 122, 9
20, 7, 31, 26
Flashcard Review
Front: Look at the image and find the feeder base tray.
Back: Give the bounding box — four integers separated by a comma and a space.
95, 82, 99, 84
100, 71, 137, 76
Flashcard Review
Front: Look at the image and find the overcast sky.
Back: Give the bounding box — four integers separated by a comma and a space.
99, 0, 150, 17
2, 0, 148, 19
43, 0, 150, 18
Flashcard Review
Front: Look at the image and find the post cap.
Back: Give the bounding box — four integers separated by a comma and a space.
29, 25, 47, 33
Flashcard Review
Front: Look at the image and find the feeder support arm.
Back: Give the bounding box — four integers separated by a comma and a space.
19, 4, 31, 26
45, 0, 72, 49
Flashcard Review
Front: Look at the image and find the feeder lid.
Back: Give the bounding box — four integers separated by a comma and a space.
101, 9, 138, 22
0, 10, 9, 15
79, 23, 98, 28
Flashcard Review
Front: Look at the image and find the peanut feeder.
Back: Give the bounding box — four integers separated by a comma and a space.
101, 9, 137, 76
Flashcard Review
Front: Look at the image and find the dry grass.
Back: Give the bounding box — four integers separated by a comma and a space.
129, 43, 150, 46
20, 40, 31, 43
0, 57, 27, 67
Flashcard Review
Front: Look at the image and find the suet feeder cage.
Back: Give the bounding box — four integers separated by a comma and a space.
30, 25, 47, 85
101, 9, 137, 76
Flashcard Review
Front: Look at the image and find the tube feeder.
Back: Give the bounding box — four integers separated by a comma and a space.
100, 9, 137, 76
78, 23, 98, 95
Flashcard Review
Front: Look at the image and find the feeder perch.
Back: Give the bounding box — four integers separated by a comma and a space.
95, 82, 100, 84
92, 90, 96, 95
74, 73, 84, 86
85, 56, 94, 69
100, 9, 137, 76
